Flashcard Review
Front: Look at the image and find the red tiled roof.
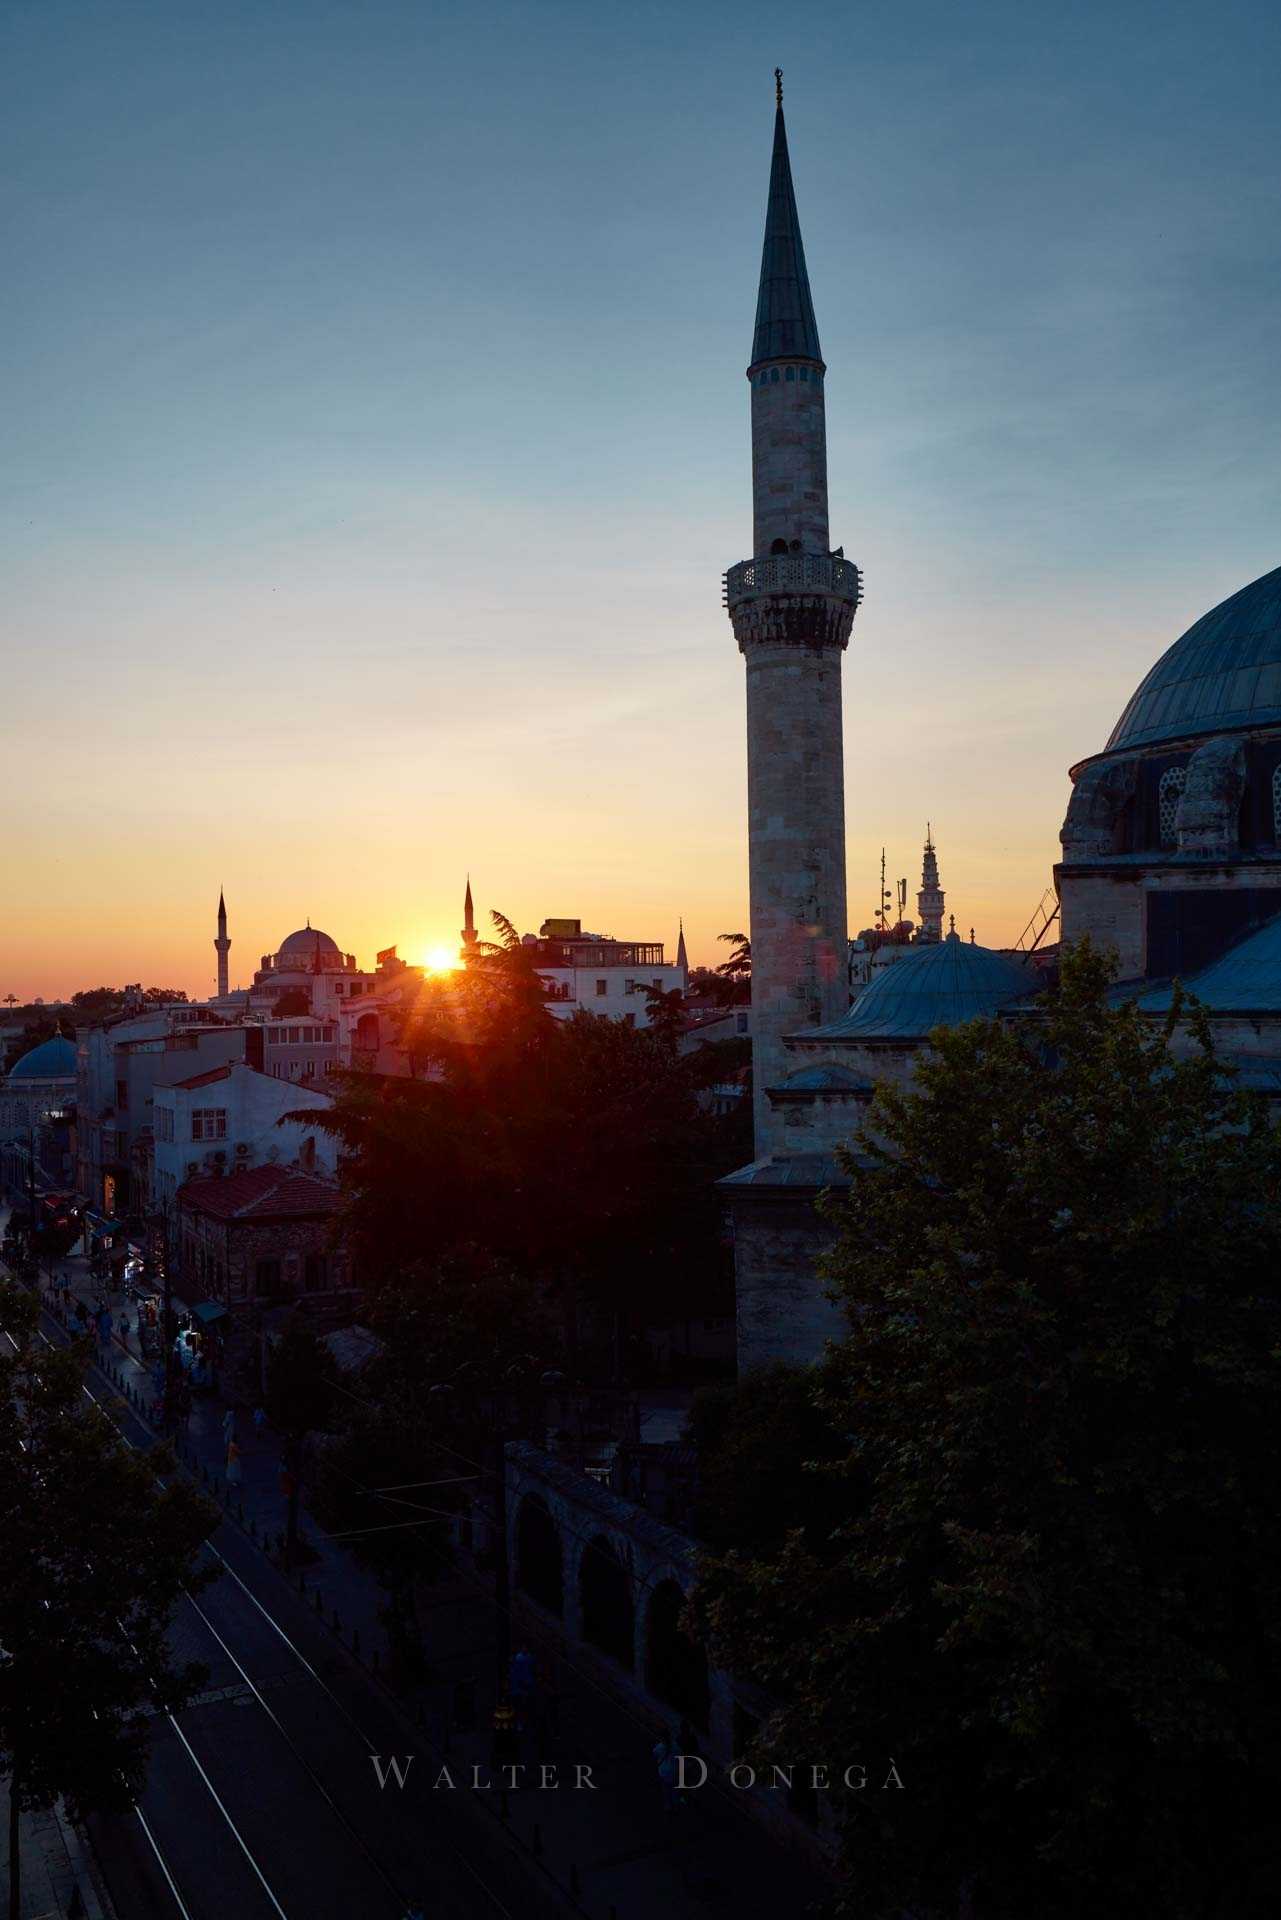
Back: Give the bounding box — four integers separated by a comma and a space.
176, 1165, 339, 1221
170, 1064, 234, 1091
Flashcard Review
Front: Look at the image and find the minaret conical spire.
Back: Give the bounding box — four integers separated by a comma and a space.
461, 875, 478, 955
675, 918, 689, 975
751, 75, 822, 370
214, 886, 231, 997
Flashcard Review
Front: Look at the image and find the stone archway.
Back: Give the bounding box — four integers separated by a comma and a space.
645, 1577, 709, 1729
515, 1493, 563, 1617
579, 1533, 634, 1670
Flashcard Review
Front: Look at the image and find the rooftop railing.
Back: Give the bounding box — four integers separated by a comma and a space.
723, 551, 863, 611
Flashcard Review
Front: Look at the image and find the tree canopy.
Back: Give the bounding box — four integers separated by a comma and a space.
692, 944, 1281, 1918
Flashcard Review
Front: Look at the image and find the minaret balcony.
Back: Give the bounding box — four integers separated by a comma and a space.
723, 551, 862, 610
724, 551, 863, 652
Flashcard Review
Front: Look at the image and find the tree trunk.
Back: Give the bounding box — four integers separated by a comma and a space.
8, 1764, 21, 1920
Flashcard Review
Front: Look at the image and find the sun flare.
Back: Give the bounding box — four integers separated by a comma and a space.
421, 943, 459, 975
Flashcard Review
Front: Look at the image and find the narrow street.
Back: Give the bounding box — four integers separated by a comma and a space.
3, 1212, 828, 1920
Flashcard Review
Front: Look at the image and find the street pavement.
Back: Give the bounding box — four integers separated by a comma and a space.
3, 1212, 832, 1919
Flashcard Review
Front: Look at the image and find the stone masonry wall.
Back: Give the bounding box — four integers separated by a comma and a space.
751, 368, 829, 556
746, 642, 848, 1153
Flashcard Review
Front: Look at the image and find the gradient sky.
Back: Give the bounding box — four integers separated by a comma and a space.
3, 0, 1280, 1002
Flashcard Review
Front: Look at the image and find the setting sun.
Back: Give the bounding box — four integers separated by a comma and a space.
421, 943, 459, 975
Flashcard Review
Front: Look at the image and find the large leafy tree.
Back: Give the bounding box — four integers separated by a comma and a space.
0, 1284, 217, 1920
692, 945, 1281, 1918
265, 1312, 338, 1565
318, 913, 740, 1371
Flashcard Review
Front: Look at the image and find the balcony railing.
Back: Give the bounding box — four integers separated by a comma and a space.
723, 551, 863, 611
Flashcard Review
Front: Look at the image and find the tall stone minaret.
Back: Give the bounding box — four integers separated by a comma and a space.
215, 888, 230, 997
460, 876, 478, 958
916, 827, 945, 944
724, 73, 862, 1154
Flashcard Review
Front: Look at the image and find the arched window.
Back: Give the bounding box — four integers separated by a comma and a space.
645, 1578, 709, 1729
579, 1534, 634, 1669
515, 1495, 562, 1616
785, 364, 795, 381
1158, 766, 1186, 846
770, 366, 780, 383
770, 538, 788, 555
1271, 764, 1281, 842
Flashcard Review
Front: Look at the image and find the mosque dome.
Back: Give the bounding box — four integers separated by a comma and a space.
8, 1035, 76, 1082
801, 932, 1036, 1043
277, 926, 340, 961
1105, 564, 1281, 755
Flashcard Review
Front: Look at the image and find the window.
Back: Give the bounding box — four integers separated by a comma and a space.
1158, 766, 1186, 846
800, 366, 809, 381
770, 366, 779, 383
116, 1079, 128, 1109
191, 1108, 227, 1141
785, 364, 795, 380
304, 1252, 327, 1292
324, 1025, 336, 1041
254, 1259, 281, 1295
288, 1026, 301, 1044
157, 1108, 175, 1142
595, 979, 607, 996
334, 982, 344, 995
1272, 764, 1281, 841
305, 1060, 315, 1078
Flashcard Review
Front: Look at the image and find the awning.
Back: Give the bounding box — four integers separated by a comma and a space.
85, 1214, 124, 1240
191, 1300, 228, 1325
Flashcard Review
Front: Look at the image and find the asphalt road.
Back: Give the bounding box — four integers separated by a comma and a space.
6, 1285, 573, 1920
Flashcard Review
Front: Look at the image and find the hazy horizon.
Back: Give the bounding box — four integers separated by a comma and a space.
4, 0, 1280, 1001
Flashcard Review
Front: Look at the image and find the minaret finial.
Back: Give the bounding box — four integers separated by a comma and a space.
775, 67, 783, 108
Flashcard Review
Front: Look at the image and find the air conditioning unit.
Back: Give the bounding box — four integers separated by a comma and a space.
234, 1142, 249, 1157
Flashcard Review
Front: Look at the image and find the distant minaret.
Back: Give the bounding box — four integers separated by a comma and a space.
916, 827, 945, 944
215, 889, 230, 996
675, 919, 689, 978
724, 72, 862, 1151
461, 876, 478, 957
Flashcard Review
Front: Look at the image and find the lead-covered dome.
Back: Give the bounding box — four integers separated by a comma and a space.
1106, 564, 1281, 754
798, 932, 1037, 1043
277, 926, 340, 961
8, 1035, 76, 1081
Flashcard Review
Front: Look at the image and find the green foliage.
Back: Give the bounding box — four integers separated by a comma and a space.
688, 1363, 846, 1557
0, 1283, 217, 1915
692, 944, 1281, 1918
316, 915, 743, 1347
265, 1313, 337, 1443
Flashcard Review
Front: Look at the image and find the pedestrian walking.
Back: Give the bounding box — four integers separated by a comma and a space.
226, 1439, 242, 1487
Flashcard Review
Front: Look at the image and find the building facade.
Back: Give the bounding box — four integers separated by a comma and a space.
176, 1165, 352, 1314
523, 918, 688, 1026
153, 1062, 337, 1220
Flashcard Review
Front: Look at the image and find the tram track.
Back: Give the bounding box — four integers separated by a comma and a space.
2, 1282, 559, 1920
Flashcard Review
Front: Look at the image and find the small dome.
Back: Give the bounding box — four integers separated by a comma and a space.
1106, 563, 1281, 754
277, 926, 340, 960
802, 932, 1036, 1042
9, 1035, 76, 1081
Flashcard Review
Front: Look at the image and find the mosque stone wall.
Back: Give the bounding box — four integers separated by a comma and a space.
733, 1199, 846, 1373
745, 643, 849, 1155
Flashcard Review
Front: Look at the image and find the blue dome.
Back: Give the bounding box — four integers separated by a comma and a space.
9, 1035, 76, 1081
1106, 564, 1281, 753
800, 933, 1036, 1042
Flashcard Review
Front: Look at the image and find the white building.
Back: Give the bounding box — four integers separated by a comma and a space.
523, 918, 688, 1026
152, 1061, 337, 1221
